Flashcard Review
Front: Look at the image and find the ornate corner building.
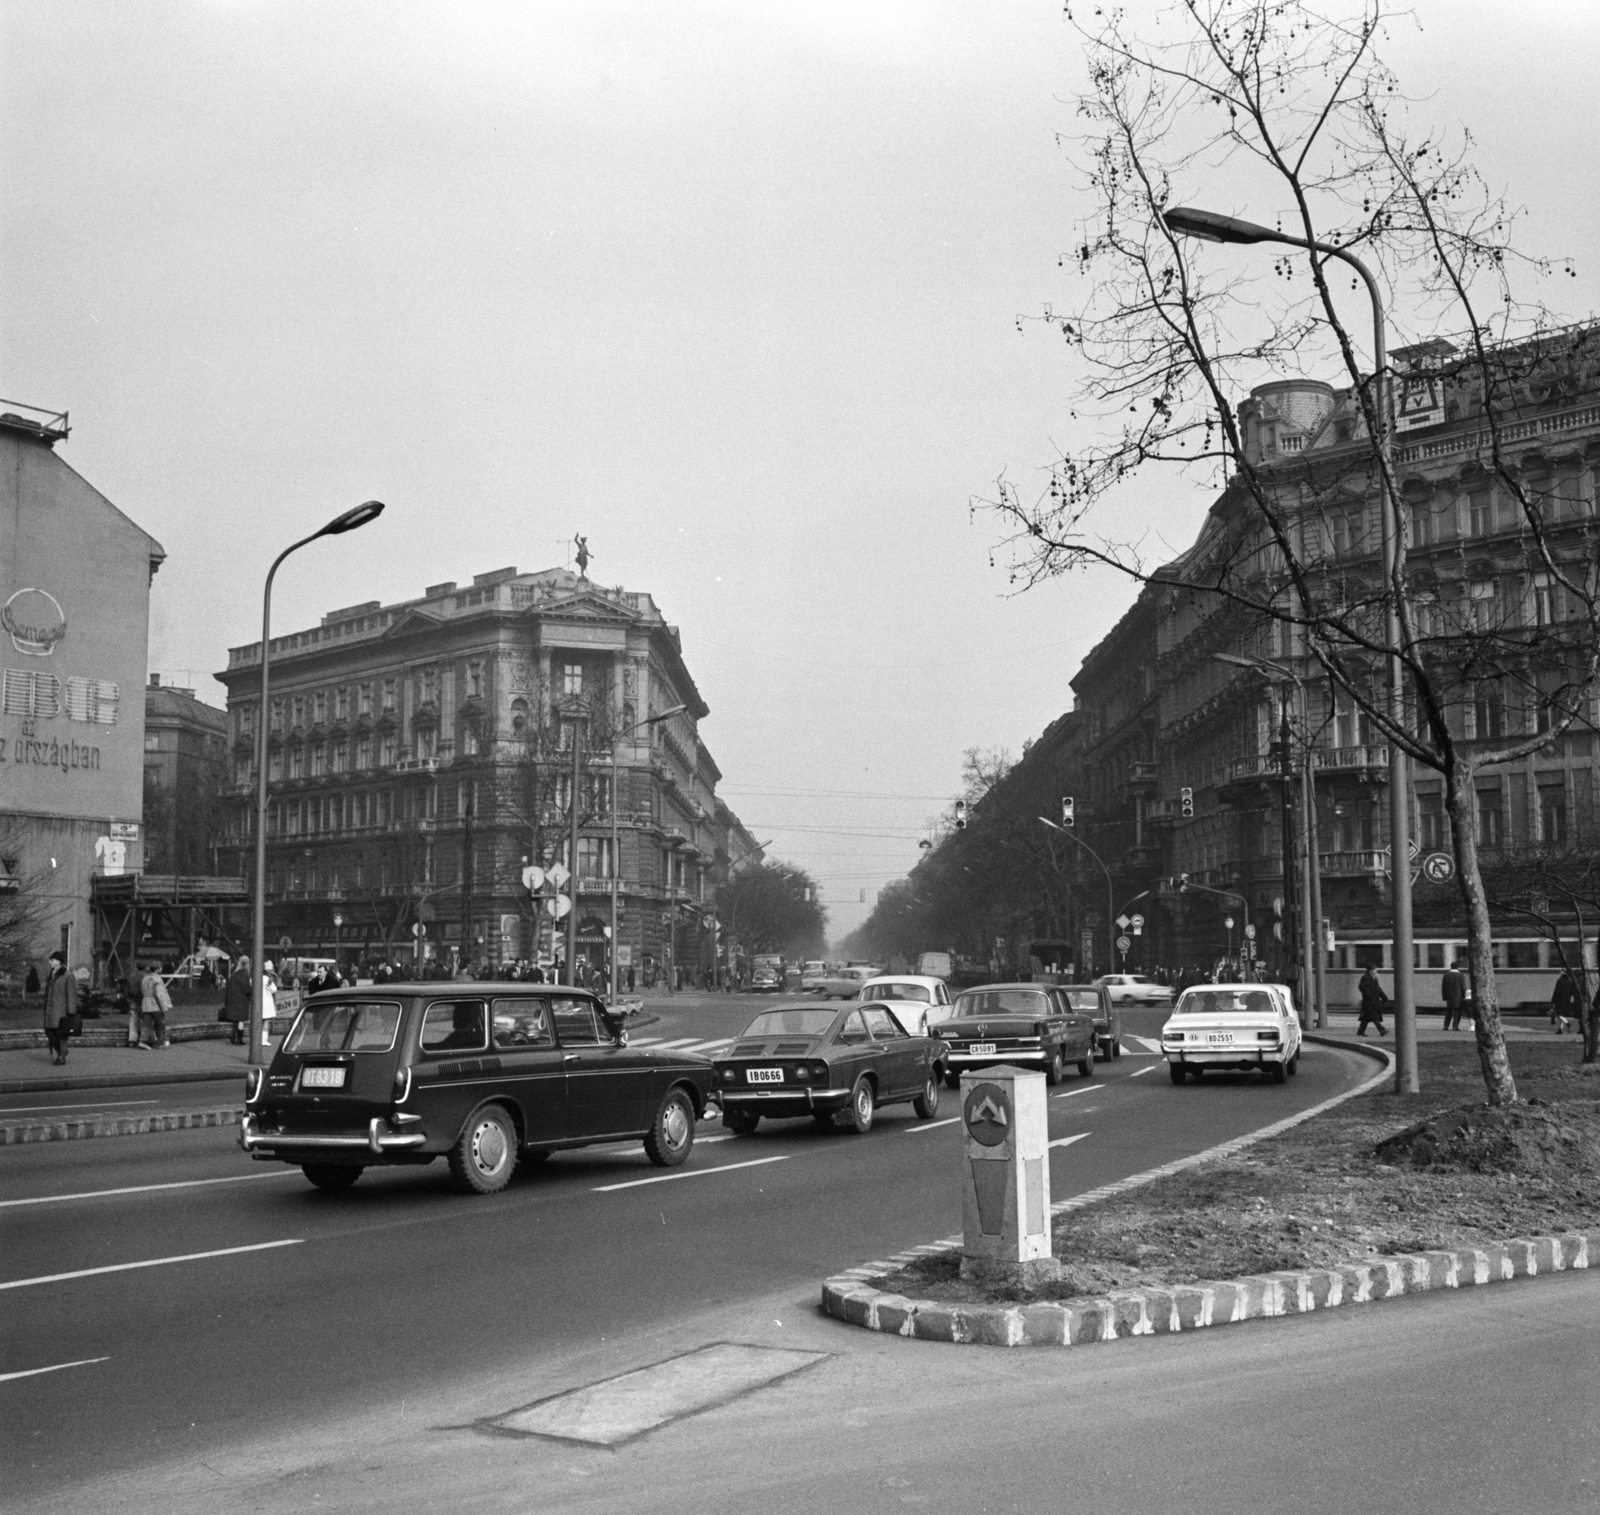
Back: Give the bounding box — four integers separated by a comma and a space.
216, 566, 749, 979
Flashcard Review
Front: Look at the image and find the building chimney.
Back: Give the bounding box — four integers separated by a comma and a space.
149, 673, 160, 687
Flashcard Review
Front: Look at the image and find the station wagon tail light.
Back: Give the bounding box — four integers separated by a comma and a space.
1256, 1031, 1280, 1043
393, 1067, 412, 1103
244, 1067, 264, 1103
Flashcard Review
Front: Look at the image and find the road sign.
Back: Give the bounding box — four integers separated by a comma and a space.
1116, 914, 1130, 930
545, 894, 572, 920
1224, 916, 1234, 930
332, 913, 343, 928
279, 935, 293, 952
1129, 913, 1144, 928
1244, 924, 1256, 940
1422, 851, 1456, 884
1409, 837, 1421, 861
521, 865, 544, 891
411, 923, 426, 938
547, 863, 571, 889
1116, 934, 1132, 954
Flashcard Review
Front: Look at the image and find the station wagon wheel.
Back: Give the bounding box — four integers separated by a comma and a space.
644, 1088, 696, 1168
847, 1074, 875, 1134
1169, 1062, 1187, 1085
448, 1105, 516, 1195
302, 1164, 362, 1193
913, 1074, 940, 1119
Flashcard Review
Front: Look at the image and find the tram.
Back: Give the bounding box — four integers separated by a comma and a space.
1327, 931, 1596, 1012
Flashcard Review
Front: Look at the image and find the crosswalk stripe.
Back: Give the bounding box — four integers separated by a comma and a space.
651, 1038, 700, 1049
686, 1039, 729, 1054
1128, 1036, 1164, 1055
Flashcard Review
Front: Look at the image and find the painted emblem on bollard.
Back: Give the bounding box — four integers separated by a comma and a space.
962, 1082, 1011, 1147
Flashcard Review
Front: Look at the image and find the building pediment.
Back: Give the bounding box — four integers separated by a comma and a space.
534, 588, 641, 623
381, 606, 447, 638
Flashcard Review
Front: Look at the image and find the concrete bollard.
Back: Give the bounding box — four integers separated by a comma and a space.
959, 1066, 1058, 1288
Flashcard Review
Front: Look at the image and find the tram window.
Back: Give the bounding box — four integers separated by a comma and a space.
1353, 944, 1386, 970
1507, 942, 1541, 969
1425, 943, 1446, 968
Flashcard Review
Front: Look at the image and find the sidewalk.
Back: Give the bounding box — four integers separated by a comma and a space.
1313, 1008, 1572, 1045
0, 1035, 251, 1094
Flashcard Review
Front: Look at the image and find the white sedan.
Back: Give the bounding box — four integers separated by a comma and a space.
1095, 973, 1171, 1006
856, 975, 954, 1036
1160, 982, 1303, 1084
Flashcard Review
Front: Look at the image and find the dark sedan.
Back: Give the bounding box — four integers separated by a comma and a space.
240, 984, 715, 1194
1054, 982, 1122, 1061
932, 983, 1096, 1087
713, 1003, 941, 1135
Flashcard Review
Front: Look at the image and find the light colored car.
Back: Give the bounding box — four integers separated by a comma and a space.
1160, 982, 1303, 1084
1096, 973, 1171, 1006
815, 965, 878, 999
798, 961, 830, 992
856, 975, 954, 1036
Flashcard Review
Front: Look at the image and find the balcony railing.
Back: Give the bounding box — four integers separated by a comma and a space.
1226, 744, 1391, 785
1127, 761, 1159, 788
1319, 849, 1387, 876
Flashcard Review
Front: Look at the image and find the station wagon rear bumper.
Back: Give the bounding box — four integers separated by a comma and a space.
239, 1113, 429, 1156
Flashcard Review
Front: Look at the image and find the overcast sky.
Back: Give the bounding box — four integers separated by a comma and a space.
4, 1, 1596, 944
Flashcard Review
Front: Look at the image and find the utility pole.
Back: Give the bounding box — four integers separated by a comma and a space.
566, 716, 583, 986
460, 778, 474, 972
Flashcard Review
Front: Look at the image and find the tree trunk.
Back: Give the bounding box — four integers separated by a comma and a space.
1445, 770, 1519, 1104
1579, 905, 1600, 1066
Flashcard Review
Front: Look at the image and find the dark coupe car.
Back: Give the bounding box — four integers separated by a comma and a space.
240, 984, 715, 1194
713, 1003, 941, 1135
932, 983, 1096, 1087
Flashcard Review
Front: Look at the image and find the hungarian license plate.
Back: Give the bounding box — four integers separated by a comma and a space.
747, 1067, 783, 1084
301, 1066, 347, 1088
1204, 1033, 1235, 1045
969, 1042, 997, 1056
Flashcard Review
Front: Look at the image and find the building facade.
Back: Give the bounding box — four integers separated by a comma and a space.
142, 674, 229, 874
217, 566, 746, 982
0, 403, 163, 976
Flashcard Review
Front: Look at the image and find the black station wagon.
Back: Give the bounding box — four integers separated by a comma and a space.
240, 984, 715, 1194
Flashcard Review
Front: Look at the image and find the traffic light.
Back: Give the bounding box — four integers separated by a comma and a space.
1180, 786, 1194, 818
1178, 872, 1190, 891
953, 800, 967, 831
1061, 796, 1075, 827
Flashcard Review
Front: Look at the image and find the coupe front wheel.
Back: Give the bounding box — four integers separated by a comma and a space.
913, 1075, 940, 1119
644, 1088, 696, 1167
448, 1105, 517, 1195
847, 1075, 876, 1134
723, 1107, 760, 1135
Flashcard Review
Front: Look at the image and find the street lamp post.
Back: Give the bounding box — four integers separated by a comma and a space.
1038, 816, 1115, 977
251, 500, 385, 1066
1165, 206, 1412, 1087
608, 703, 688, 1000
1214, 652, 1328, 1028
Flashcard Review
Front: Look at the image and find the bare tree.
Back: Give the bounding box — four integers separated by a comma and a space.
988, 0, 1598, 1105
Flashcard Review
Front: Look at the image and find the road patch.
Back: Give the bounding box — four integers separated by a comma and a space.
484, 1342, 826, 1446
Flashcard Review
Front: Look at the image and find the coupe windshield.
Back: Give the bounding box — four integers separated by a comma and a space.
741, 1008, 837, 1038
283, 1000, 402, 1053
862, 983, 930, 1002
955, 990, 1048, 1018
1175, 990, 1277, 1016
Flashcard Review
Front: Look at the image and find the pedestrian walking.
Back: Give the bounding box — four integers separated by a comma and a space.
1441, 962, 1468, 1030
221, 955, 252, 1044
43, 950, 78, 1064
139, 964, 173, 1048
1549, 969, 1580, 1035
1356, 965, 1388, 1037
127, 962, 149, 1047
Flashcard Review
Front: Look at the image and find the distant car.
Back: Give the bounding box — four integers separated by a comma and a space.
856, 975, 954, 1036
240, 984, 715, 1193
1095, 973, 1171, 1006
815, 965, 878, 999
931, 983, 1096, 1088
798, 961, 830, 992
1055, 982, 1121, 1060
1160, 982, 1302, 1084
713, 1002, 942, 1135
750, 962, 784, 993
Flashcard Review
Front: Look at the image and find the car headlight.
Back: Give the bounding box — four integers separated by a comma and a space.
810, 1062, 830, 1082
721, 1067, 737, 1084
792, 1065, 810, 1082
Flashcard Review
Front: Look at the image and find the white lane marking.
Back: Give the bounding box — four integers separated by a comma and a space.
1129, 1036, 1164, 1054
684, 1039, 729, 1053
0, 1356, 110, 1384
594, 1155, 789, 1192
0, 1171, 298, 1211
0, 1238, 304, 1292
1049, 1132, 1090, 1150
904, 1116, 963, 1133
0, 1099, 160, 1116
650, 1038, 700, 1049
1128, 1064, 1159, 1078
1050, 1085, 1098, 1101
628, 1037, 663, 1047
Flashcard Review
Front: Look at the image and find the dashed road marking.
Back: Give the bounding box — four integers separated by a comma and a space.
0, 1171, 299, 1210
1129, 1064, 1159, 1078
1048, 1132, 1091, 1150
593, 1155, 789, 1192
0, 1356, 110, 1384
1051, 1085, 1098, 1101
904, 1116, 963, 1133
1, 1238, 304, 1291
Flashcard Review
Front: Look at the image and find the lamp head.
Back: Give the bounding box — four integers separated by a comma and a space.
1163, 207, 1277, 245
320, 500, 386, 536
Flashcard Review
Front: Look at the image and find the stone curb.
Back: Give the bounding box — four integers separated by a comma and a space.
0, 1107, 243, 1146
0, 1023, 234, 1052
821, 1035, 1404, 1345
0, 1068, 246, 1095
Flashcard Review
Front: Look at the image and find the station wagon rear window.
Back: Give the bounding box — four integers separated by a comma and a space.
742, 1009, 836, 1038
283, 1001, 402, 1054
420, 1001, 489, 1053
1058, 990, 1101, 1011
1175, 991, 1277, 1016
955, 990, 1049, 1018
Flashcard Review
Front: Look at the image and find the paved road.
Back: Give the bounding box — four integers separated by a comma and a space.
2, 1001, 1373, 1503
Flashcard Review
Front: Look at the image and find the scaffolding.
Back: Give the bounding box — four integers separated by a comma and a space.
91, 873, 250, 983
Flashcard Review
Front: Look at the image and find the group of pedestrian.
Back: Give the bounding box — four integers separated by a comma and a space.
127, 962, 174, 1049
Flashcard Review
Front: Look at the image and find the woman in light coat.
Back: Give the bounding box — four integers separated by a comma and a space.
139, 965, 173, 1049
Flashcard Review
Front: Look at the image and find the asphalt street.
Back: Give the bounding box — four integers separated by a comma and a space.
2, 997, 1378, 1506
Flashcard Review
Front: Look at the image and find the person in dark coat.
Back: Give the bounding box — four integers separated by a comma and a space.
1441, 963, 1468, 1030
1550, 970, 1581, 1034
221, 956, 252, 1044
43, 950, 77, 1064
1356, 966, 1388, 1037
